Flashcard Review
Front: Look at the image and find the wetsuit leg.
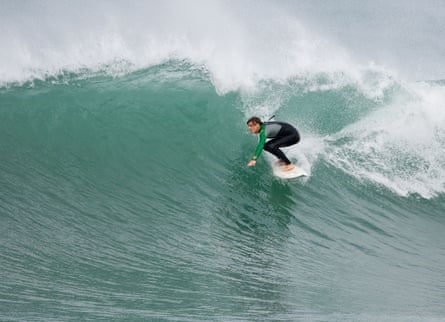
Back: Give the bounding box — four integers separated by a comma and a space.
264, 130, 300, 165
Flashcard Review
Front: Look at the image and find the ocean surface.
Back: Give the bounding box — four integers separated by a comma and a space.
1, 1, 445, 321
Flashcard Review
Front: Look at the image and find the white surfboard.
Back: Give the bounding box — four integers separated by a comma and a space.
272, 163, 308, 179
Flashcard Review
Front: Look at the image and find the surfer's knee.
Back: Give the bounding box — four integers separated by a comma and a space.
264, 142, 276, 152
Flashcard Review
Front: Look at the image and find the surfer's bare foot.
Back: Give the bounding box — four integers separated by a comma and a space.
283, 164, 295, 171
276, 160, 287, 166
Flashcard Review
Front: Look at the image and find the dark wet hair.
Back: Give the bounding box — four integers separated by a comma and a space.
246, 116, 262, 125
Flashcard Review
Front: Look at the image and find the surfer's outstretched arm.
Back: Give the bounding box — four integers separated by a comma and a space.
247, 124, 266, 167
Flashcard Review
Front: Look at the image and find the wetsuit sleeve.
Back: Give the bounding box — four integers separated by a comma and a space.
252, 125, 266, 160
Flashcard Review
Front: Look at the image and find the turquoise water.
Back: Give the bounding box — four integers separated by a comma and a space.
1, 1, 445, 321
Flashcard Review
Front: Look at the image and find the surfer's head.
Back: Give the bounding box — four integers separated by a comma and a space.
247, 117, 262, 134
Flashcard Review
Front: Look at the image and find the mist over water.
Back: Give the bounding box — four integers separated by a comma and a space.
283, 0, 445, 81
1, 0, 444, 85
1, 1, 445, 321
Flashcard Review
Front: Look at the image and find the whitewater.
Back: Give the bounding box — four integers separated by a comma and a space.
1, 1, 445, 321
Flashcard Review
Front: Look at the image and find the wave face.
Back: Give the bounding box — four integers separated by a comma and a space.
1, 1, 445, 321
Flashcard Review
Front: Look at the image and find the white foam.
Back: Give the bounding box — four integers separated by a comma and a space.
2, 1, 444, 90
0, 0, 357, 89
324, 81, 445, 198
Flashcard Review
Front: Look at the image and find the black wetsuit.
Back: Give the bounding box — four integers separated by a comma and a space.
252, 121, 300, 165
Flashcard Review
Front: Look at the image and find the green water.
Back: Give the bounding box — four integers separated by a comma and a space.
1, 63, 444, 321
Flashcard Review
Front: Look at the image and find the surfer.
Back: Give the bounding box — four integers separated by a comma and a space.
246, 116, 300, 171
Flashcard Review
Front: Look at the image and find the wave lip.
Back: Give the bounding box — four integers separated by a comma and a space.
0, 0, 359, 91
3, 0, 445, 88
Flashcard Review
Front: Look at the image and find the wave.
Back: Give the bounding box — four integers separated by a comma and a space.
2, 59, 445, 199
3, 3, 445, 321
2, 22, 445, 320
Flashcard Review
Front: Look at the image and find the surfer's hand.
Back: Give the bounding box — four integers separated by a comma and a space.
247, 160, 256, 167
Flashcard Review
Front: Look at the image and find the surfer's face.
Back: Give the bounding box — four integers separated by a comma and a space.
247, 121, 261, 134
